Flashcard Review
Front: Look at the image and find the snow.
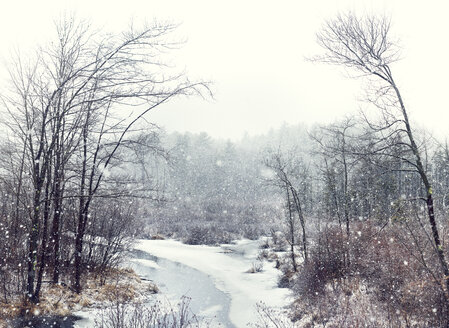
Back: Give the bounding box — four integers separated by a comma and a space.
130, 258, 161, 269
199, 304, 223, 317
135, 238, 292, 327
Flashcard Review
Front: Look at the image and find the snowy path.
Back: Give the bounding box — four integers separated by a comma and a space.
135, 239, 292, 327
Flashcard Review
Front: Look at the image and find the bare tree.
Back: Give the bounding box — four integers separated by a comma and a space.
310, 117, 359, 269
1, 15, 209, 303
314, 12, 449, 305
264, 147, 309, 270
310, 117, 357, 236
67, 18, 209, 294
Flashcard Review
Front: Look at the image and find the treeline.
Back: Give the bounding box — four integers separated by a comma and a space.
143, 131, 276, 244
145, 118, 449, 245
0, 17, 206, 306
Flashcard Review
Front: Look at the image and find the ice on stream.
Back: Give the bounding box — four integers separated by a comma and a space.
134, 238, 292, 327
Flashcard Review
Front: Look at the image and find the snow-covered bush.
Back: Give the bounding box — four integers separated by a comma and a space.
270, 230, 288, 252
247, 260, 264, 273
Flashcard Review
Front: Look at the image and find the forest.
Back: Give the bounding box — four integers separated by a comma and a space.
0, 10, 449, 328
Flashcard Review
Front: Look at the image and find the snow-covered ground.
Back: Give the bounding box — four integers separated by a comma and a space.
135, 238, 292, 327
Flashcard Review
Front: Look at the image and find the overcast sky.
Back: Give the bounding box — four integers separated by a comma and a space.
1, 0, 448, 140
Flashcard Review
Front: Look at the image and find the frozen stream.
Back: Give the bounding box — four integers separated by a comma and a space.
128, 249, 234, 327
13, 238, 290, 327
133, 239, 292, 327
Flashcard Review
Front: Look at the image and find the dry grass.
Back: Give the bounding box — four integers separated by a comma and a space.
150, 234, 165, 240
2, 267, 157, 324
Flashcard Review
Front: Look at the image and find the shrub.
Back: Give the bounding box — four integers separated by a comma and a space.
292, 220, 449, 327
184, 225, 232, 245
270, 230, 288, 252
294, 226, 346, 297
95, 296, 208, 328
250, 301, 293, 328
247, 260, 264, 273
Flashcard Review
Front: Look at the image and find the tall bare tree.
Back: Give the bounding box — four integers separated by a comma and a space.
2, 16, 209, 302
314, 12, 449, 303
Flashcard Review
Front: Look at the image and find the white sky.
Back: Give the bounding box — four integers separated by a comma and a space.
0, 0, 448, 140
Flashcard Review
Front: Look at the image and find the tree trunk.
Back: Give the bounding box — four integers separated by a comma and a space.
74, 119, 89, 294
392, 82, 449, 299
286, 187, 297, 272
50, 159, 63, 284
74, 215, 85, 294
34, 164, 52, 301
427, 194, 449, 296
26, 179, 42, 303
290, 185, 308, 263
